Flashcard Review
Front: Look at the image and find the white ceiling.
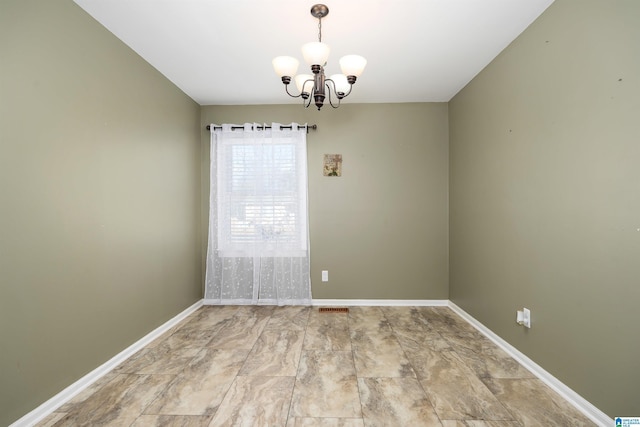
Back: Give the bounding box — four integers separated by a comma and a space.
73, 0, 554, 106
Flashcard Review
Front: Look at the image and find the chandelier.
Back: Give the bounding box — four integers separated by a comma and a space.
272, 4, 366, 110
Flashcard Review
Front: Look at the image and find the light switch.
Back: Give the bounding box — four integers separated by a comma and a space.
322, 270, 328, 282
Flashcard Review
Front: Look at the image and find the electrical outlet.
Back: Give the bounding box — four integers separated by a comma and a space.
516, 308, 531, 328
321, 270, 328, 282
523, 308, 531, 328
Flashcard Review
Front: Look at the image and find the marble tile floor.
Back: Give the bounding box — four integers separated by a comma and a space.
37, 306, 596, 427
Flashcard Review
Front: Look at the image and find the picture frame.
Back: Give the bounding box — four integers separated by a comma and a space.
323, 154, 342, 177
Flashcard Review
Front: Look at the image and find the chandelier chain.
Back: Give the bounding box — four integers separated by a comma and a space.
318, 18, 322, 42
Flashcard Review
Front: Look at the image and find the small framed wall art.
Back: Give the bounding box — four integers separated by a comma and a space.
323, 154, 342, 177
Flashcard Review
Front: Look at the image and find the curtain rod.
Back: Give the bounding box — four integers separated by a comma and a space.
206, 124, 317, 133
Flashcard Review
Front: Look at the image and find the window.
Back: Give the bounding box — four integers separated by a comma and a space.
216, 129, 308, 257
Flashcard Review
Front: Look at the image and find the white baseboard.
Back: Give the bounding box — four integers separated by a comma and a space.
311, 299, 449, 307
202, 298, 449, 307
10, 300, 203, 427
447, 301, 611, 427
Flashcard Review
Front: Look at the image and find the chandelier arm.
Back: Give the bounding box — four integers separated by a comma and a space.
303, 88, 313, 108
342, 83, 354, 98
299, 77, 315, 107
284, 84, 304, 99
325, 80, 341, 108
303, 78, 314, 95
328, 92, 341, 109
346, 84, 355, 98
325, 78, 335, 90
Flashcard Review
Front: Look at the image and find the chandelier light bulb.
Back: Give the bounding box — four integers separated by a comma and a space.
339, 55, 367, 78
272, 56, 299, 78
301, 42, 331, 67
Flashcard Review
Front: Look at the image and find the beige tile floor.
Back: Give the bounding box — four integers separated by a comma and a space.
37, 305, 596, 426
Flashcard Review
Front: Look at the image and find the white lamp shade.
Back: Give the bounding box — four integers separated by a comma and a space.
301, 42, 330, 66
339, 55, 367, 77
295, 74, 314, 93
272, 56, 299, 77
330, 74, 350, 94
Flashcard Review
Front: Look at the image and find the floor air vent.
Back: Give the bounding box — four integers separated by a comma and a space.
318, 307, 349, 313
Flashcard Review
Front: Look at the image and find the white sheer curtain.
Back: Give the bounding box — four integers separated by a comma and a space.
205, 123, 312, 305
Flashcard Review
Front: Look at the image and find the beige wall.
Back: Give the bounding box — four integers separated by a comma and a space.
201, 104, 449, 300
449, 0, 640, 417
0, 1, 202, 424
